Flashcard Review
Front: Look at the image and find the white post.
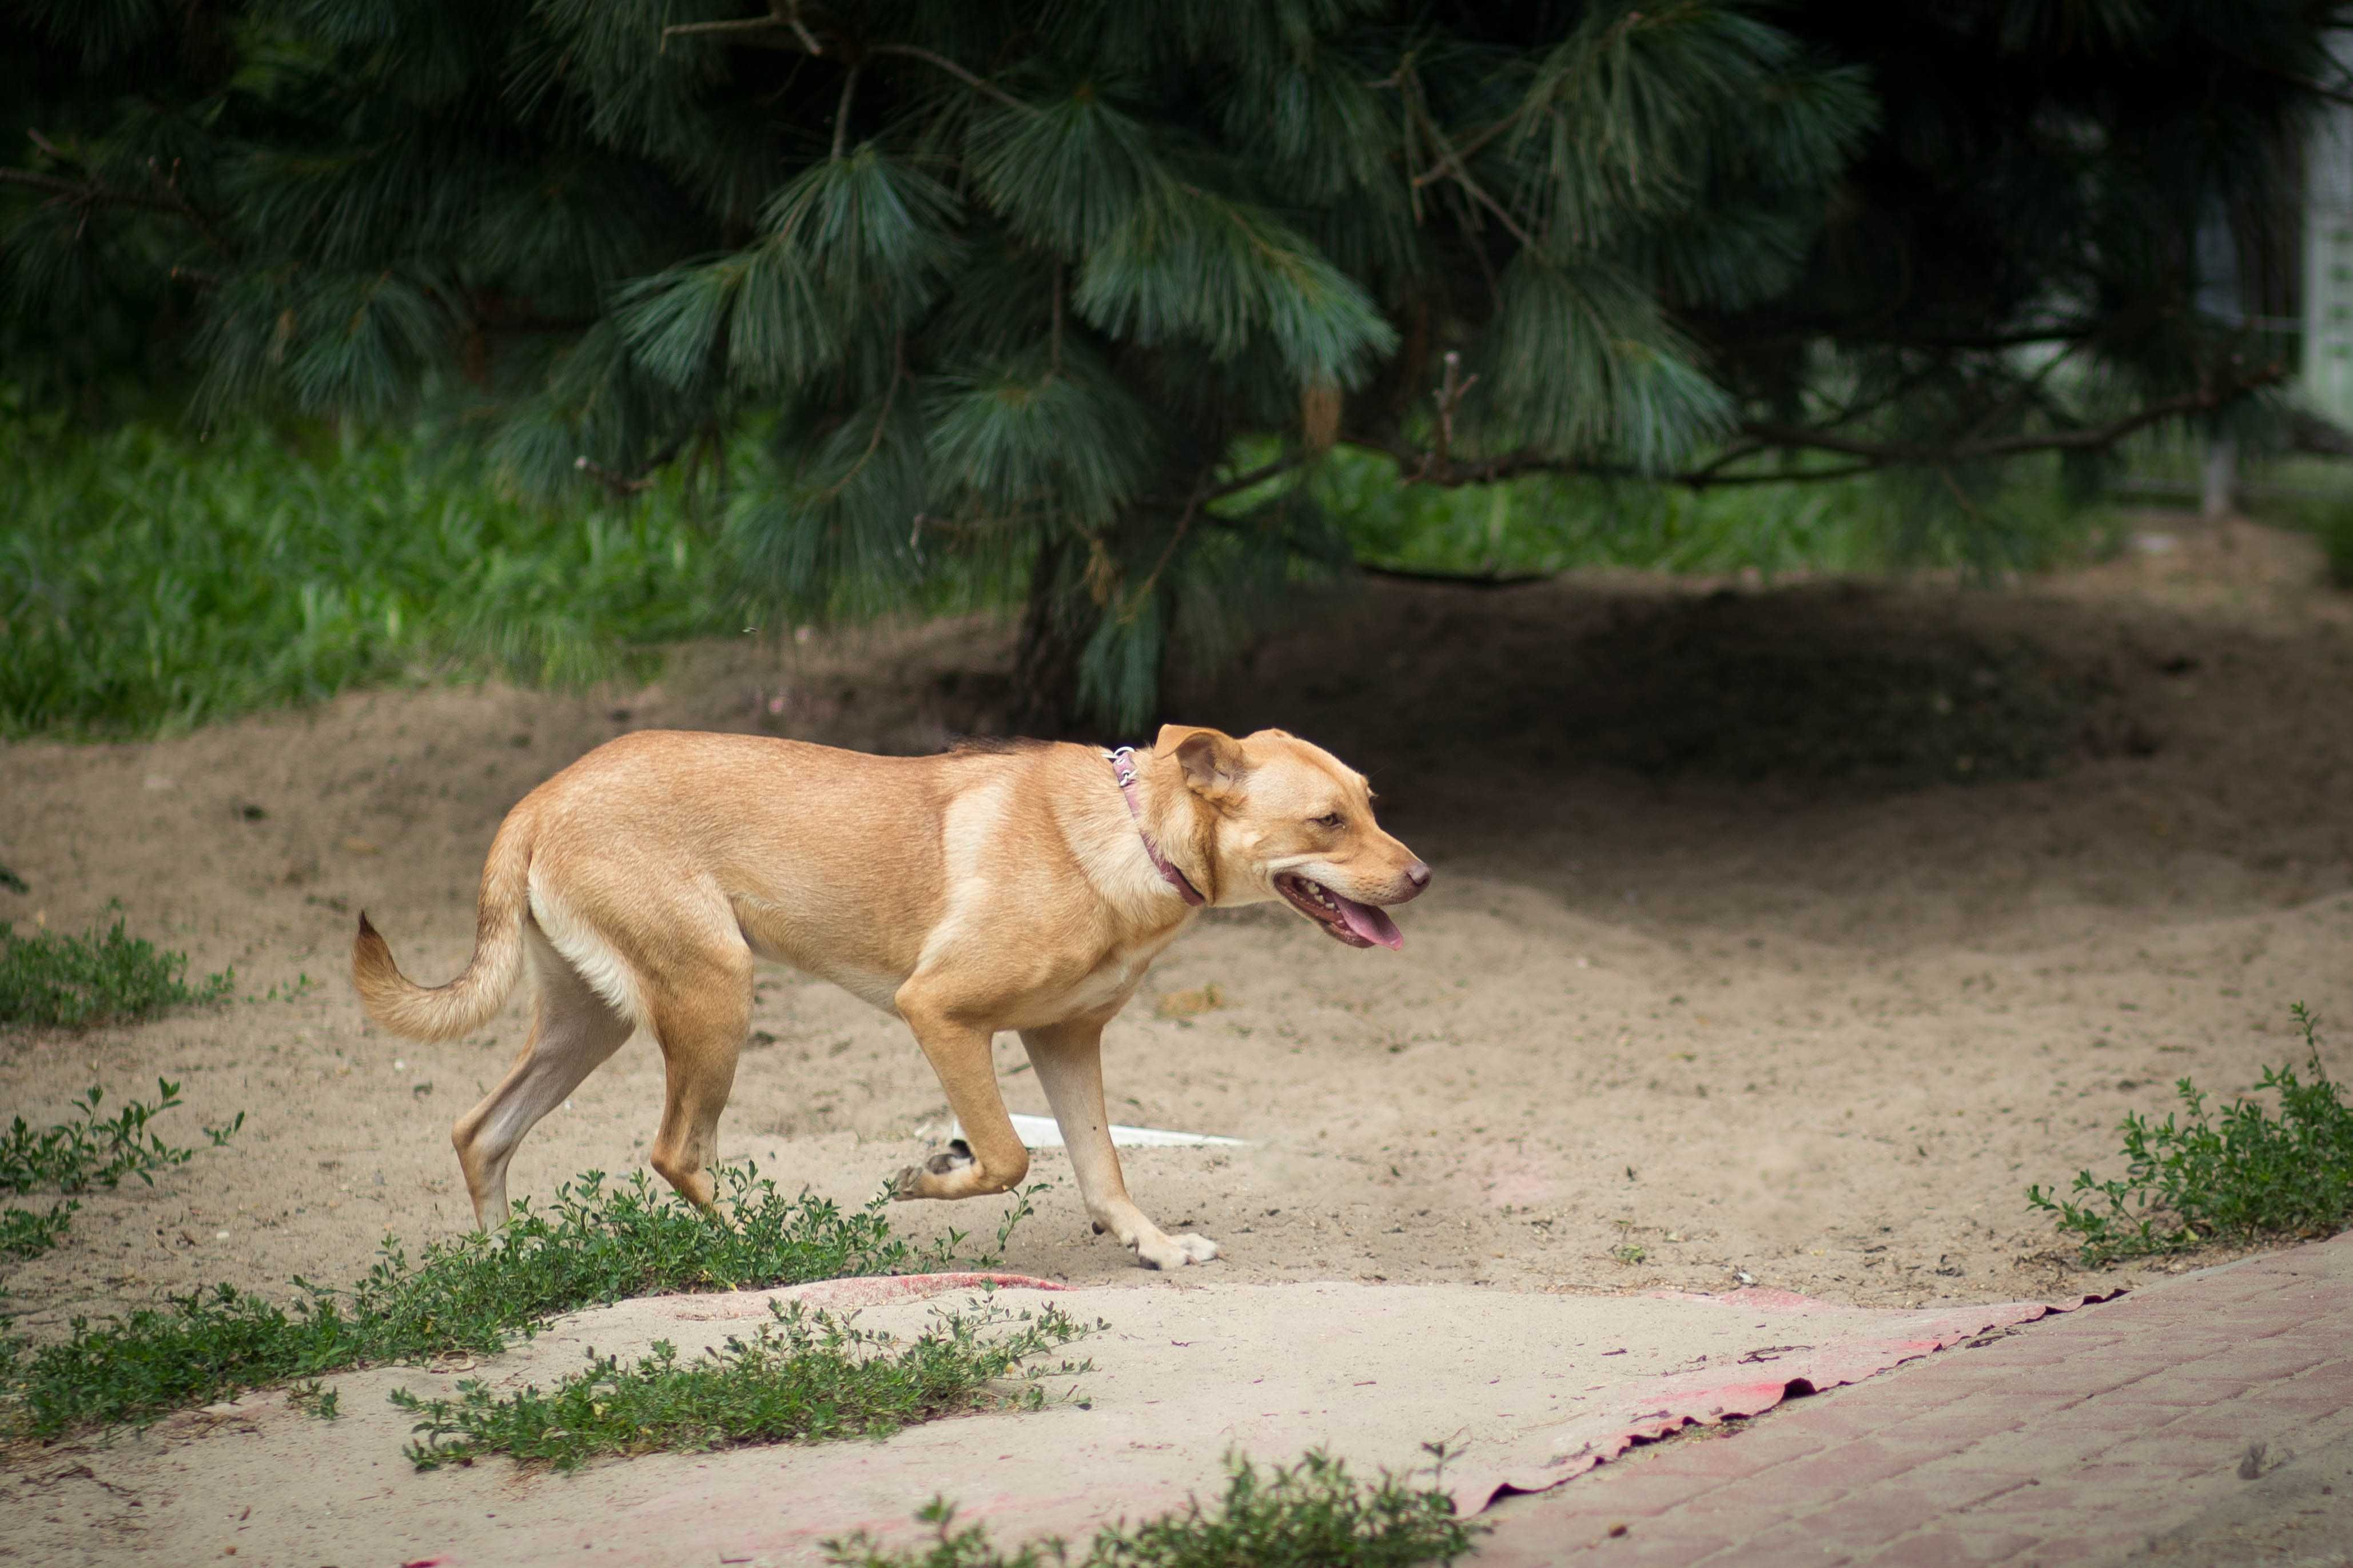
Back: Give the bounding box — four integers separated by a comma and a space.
2201, 436, 2237, 521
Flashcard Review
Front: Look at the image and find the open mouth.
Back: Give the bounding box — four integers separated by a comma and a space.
1275, 873, 1404, 951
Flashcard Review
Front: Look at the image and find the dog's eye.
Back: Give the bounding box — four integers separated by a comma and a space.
1313, 813, 1345, 829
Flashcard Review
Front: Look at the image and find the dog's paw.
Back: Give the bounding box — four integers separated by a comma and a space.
1170, 1232, 1221, 1264
892, 1138, 974, 1199
1134, 1231, 1221, 1270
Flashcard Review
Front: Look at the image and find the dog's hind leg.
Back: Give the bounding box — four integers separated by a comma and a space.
643, 940, 755, 1213
451, 923, 634, 1230
1021, 1016, 1219, 1270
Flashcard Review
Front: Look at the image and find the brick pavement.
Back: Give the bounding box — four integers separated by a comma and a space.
1474, 1232, 2353, 1566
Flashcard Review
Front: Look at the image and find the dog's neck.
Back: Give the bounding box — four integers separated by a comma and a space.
1105, 748, 1207, 906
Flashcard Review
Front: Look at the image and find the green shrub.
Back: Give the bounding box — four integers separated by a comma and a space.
825, 1451, 1484, 1568
2029, 1004, 2353, 1264
395, 1298, 1094, 1471
0, 908, 233, 1027
2, 1165, 1009, 1435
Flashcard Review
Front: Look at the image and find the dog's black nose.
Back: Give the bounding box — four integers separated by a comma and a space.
1405, 860, 1431, 890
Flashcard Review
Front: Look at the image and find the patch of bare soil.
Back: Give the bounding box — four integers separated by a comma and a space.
3, 514, 2351, 1339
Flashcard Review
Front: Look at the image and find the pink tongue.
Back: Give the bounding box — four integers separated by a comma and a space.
1333, 892, 1403, 950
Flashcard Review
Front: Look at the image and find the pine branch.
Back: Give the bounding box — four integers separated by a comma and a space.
865, 44, 1038, 117
2239, 56, 2353, 113
1359, 564, 1555, 588
1204, 455, 1304, 503
1387, 66, 1535, 251
1409, 106, 1535, 189
833, 62, 861, 158
815, 334, 906, 502
1122, 478, 1206, 617
1683, 460, 1881, 488
1738, 364, 2288, 464
662, 0, 820, 54
1357, 430, 1856, 490
1733, 321, 2108, 353
1952, 334, 2096, 446
1, 152, 235, 258
1049, 262, 1064, 375
574, 441, 684, 497
1355, 359, 2288, 490
1422, 350, 1478, 478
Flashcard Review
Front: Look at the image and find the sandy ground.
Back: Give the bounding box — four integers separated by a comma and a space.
3, 513, 2352, 1340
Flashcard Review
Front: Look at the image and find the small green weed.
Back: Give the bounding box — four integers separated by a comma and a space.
2029, 1005, 2353, 1264
395, 1298, 1094, 1472
0, 907, 233, 1027
1, 1203, 78, 1260
1, 1080, 237, 1194
286, 1380, 341, 1421
825, 1450, 1484, 1567
2, 1165, 1009, 1435
1, 1080, 242, 1260
257, 974, 316, 1004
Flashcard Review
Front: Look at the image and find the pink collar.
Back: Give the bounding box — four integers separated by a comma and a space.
1106, 747, 1205, 906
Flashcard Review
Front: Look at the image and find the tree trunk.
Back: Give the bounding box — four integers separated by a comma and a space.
1011, 534, 1088, 735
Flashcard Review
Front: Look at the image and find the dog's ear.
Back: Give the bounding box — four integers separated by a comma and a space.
1158, 724, 1247, 799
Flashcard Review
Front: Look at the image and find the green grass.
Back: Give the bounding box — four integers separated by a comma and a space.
1303, 444, 2117, 582
2324, 514, 2353, 588
0, 415, 732, 738
826, 1451, 1484, 1567
1, 1164, 1014, 1437
0, 906, 234, 1027
1, 1079, 242, 1260
2261, 496, 2351, 585
3, 409, 2134, 741
395, 1296, 1094, 1472
2029, 1005, 2353, 1265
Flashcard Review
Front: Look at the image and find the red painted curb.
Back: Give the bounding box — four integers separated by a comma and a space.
1459, 1287, 2127, 1514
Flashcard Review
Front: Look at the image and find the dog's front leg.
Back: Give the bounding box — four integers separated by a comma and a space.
892, 995, 1032, 1202
1021, 1017, 1220, 1270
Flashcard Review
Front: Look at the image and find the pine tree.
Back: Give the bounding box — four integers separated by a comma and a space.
5, 2, 2339, 727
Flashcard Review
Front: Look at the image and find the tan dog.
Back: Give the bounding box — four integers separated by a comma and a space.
350, 724, 1427, 1269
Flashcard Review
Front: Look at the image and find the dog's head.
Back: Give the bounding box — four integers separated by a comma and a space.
1156, 724, 1429, 949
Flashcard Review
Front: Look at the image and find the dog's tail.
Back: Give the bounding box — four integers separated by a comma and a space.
351, 809, 535, 1042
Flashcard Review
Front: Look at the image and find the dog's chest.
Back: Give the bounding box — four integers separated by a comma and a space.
1045, 936, 1172, 1018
